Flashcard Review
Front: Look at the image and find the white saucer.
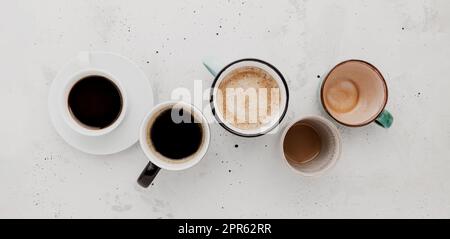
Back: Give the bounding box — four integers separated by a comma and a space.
48, 52, 154, 155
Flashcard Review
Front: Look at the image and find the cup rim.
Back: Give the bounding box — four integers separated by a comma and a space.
139, 101, 211, 171
61, 69, 127, 137
209, 58, 289, 137
320, 59, 389, 127
280, 115, 341, 177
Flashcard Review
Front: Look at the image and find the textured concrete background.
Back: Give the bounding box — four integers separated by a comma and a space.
0, 0, 449, 218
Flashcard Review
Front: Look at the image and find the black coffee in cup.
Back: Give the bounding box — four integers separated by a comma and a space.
148, 108, 203, 159
137, 103, 209, 188
68, 75, 123, 129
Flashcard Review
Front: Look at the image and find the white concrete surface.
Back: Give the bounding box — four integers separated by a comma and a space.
0, 0, 449, 218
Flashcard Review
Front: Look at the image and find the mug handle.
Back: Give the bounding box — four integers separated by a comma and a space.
137, 161, 161, 188
375, 109, 393, 128
202, 58, 222, 77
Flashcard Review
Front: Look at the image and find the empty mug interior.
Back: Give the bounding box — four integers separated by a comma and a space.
283, 117, 340, 175
212, 59, 288, 136
322, 60, 387, 126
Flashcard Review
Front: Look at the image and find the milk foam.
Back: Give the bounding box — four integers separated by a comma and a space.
216, 66, 280, 130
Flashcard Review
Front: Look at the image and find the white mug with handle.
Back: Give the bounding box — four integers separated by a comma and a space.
60, 52, 128, 137
137, 101, 211, 187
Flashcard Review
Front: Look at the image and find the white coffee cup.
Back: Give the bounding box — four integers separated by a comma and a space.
280, 115, 341, 176
137, 101, 211, 187
60, 52, 127, 137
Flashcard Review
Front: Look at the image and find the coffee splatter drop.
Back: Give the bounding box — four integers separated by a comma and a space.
234, 144, 239, 148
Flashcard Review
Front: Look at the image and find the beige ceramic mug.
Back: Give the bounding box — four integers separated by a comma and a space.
321, 60, 393, 128
280, 115, 341, 176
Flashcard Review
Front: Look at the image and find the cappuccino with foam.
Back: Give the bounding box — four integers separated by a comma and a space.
216, 66, 281, 130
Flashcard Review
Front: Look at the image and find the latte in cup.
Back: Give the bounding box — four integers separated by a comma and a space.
216, 66, 281, 130
280, 116, 341, 176
207, 59, 289, 137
